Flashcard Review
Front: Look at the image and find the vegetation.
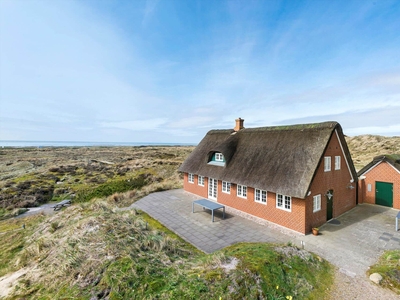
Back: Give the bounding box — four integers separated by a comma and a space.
0, 197, 333, 299
1, 140, 398, 298
345, 135, 400, 171
0, 146, 194, 218
368, 250, 400, 295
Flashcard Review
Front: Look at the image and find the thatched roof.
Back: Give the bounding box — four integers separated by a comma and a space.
358, 154, 400, 176
179, 121, 356, 199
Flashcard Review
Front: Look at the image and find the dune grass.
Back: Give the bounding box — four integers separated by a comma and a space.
368, 250, 400, 294
0, 195, 333, 300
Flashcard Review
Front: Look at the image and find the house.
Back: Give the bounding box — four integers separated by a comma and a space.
179, 119, 357, 234
357, 154, 400, 210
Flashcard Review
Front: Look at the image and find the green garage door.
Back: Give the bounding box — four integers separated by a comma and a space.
375, 181, 393, 207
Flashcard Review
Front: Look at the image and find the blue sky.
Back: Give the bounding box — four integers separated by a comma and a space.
0, 0, 399, 143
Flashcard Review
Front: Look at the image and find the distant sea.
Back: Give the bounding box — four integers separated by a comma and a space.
0, 140, 195, 148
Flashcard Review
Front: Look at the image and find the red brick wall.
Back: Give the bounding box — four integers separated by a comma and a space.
183, 173, 208, 198
182, 130, 357, 234
183, 173, 306, 233
304, 130, 356, 232
357, 162, 400, 209
217, 184, 307, 233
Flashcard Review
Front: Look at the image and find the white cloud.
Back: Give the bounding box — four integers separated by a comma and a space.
346, 124, 400, 137
100, 118, 167, 131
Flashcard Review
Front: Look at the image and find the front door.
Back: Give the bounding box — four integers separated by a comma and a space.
208, 178, 217, 200
375, 181, 393, 207
326, 189, 333, 220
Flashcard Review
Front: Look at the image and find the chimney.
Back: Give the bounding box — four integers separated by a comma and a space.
234, 118, 244, 131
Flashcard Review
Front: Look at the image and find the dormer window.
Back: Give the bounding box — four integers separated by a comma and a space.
208, 152, 226, 166
215, 153, 224, 161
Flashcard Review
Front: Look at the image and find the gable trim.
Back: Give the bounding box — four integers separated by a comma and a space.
359, 160, 400, 176
335, 129, 354, 182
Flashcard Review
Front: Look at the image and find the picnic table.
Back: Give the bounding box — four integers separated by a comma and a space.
192, 199, 225, 222
52, 199, 71, 211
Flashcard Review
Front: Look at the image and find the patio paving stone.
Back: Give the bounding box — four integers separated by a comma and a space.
132, 189, 399, 277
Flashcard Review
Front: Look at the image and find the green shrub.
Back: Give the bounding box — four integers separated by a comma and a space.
75, 173, 149, 203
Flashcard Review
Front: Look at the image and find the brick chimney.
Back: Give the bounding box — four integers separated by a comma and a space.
234, 118, 244, 131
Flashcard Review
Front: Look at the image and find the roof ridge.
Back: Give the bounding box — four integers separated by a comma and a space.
208, 121, 338, 133
225, 121, 338, 132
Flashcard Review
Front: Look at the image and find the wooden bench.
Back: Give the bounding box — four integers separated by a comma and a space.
52, 199, 71, 211
192, 199, 225, 222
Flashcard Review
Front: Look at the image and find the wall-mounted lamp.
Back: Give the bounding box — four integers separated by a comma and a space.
347, 183, 355, 189
325, 191, 333, 200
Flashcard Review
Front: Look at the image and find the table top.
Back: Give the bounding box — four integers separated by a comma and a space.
193, 199, 224, 210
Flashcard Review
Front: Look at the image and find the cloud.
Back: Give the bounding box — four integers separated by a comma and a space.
1, 1, 399, 143
274, 105, 400, 136
100, 118, 167, 131
346, 124, 400, 136
142, 0, 159, 27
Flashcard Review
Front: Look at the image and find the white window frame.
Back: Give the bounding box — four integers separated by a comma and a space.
324, 156, 331, 172
255, 189, 267, 204
215, 153, 224, 161
222, 181, 231, 194
198, 175, 204, 186
237, 184, 247, 199
367, 183, 372, 192
188, 173, 194, 183
276, 194, 291, 212
335, 156, 341, 170
313, 194, 321, 212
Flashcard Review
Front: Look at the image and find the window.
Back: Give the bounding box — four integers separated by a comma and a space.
324, 156, 331, 172
276, 194, 291, 211
367, 184, 371, 192
198, 175, 204, 186
208, 152, 225, 166
222, 181, 231, 194
313, 194, 321, 212
215, 153, 224, 161
255, 189, 267, 204
335, 156, 341, 170
188, 173, 194, 183
237, 184, 247, 198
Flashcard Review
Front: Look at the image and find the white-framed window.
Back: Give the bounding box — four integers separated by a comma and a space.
324, 156, 331, 172
313, 194, 321, 212
255, 189, 267, 204
237, 184, 247, 199
188, 173, 194, 183
276, 194, 291, 211
198, 175, 204, 186
335, 156, 341, 170
367, 184, 371, 192
222, 181, 231, 194
215, 153, 224, 161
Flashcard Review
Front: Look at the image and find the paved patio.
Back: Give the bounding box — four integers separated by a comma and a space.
132, 189, 400, 277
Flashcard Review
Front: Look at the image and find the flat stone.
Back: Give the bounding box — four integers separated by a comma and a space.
369, 273, 383, 284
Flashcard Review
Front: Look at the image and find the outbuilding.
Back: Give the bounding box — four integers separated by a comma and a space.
357, 154, 400, 209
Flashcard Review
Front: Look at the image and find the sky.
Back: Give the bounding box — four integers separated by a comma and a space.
0, 0, 399, 143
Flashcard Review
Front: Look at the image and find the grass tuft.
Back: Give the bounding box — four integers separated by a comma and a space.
368, 250, 400, 294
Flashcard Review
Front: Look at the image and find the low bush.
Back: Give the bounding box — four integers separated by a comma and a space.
74, 173, 149, 203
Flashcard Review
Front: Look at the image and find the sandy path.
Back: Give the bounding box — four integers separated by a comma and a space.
0, 268, 29, 299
